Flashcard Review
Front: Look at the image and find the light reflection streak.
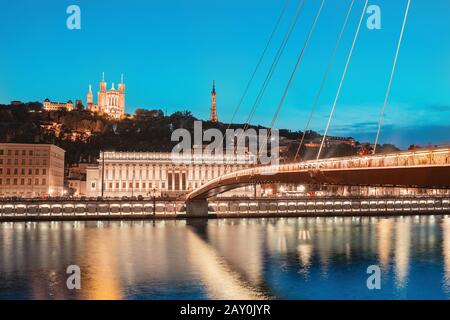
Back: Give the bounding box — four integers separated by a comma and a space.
81, 229, 123, 299
394, 218, 411, 289
206, 220, 264, 286
185, 227, 267, 300
442, 216, 450, 294
377, 218, 393, 271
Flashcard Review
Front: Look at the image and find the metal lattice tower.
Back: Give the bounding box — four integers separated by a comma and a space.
210, 81, 218, 123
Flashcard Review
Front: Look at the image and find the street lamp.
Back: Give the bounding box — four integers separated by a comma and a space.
150, 187, 156, 217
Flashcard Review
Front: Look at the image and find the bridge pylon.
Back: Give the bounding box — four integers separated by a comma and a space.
186, 199, 209, 218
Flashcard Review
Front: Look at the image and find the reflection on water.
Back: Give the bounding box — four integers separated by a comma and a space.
0, 215, 449, 300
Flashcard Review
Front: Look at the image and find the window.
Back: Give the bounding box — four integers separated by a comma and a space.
42, 179, 46, 185
14, 150, 18, 156
7, 150, 11, 156
136, 182, 139, 188
42, 169, 46, 175
22, 150, 26, 156
122, 182, 126, 188
21, 159, 25, 165
35, 178, 39, 185
13, 178, 17, 185
6, 169, 10, 175
21, 169, 25, 175
14, 159, 18, 165
13, 169, 18, 175
6, 178, 10, 185
116, 182, 119, 188
43, 160, 47, 165
109, 182, 112, 189
29, 150, 33, 156
0, 149, 3, 155
28, 169, 32, 175
20, 179, 24, 185
91, 182, 96, 190
28, 179, 31, 185
0, 169, 2, 175
35, 169, 39, 175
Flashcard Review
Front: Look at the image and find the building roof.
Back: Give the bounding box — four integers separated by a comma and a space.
0, 143, 66, 153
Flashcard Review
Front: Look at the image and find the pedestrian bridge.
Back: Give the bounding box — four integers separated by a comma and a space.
187, 147, 450, 201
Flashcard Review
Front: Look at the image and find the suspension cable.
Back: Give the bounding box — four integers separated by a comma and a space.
232, 0, 306, 153
316, 0, 369, 161
258, 0, 326, 160
225, 0, 292, 130
268, 0, 325, 132
240, 0, 306, 135
373, 0, 411, 154
294, 0, 355, 161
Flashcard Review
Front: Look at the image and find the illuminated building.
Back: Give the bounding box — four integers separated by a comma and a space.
87, 73, 125, 119
43, 99, 74, 111
68, 179, 86, 196
0, 143, 65, 197
67, 163, 88, 196
86, 150, 258, 197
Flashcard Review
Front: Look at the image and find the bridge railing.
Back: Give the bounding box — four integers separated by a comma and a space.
255, 147, 450, 174
309, 147, 450, 170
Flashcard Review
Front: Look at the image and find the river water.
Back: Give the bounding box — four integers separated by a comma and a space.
0, 215, 449, 299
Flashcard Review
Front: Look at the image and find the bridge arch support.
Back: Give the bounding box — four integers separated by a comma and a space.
186, 199, 209, 217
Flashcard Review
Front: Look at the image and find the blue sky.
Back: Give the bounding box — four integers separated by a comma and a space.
0, 0, 449, 148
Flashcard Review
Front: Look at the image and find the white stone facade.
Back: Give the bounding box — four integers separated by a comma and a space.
86, 151, 259, 197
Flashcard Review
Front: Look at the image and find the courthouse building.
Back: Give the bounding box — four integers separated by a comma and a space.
0, 143, 65, 197
86, 150, 259, 197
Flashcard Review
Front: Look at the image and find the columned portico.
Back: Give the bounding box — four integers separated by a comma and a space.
86, 151, 258, 198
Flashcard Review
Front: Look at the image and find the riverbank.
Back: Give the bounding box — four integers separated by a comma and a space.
0, 211, 449, 222
0, 196, 448, 221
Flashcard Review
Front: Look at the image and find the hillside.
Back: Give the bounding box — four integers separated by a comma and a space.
0, 102, 399, 164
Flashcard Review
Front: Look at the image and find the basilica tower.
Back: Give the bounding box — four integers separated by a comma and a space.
86, 84, 93, 104
86, 84, 99, 113
210, 81, 218, 123
98, 72, 107, 113
118, 74, 126, 116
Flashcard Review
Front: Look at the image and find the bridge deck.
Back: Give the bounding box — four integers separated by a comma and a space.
187, 147, 450, 200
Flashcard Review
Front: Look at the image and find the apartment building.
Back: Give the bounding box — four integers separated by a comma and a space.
0, 143, 65, 197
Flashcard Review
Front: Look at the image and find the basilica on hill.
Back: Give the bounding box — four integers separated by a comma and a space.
86, 73, 126, 119
44, 74, 221, 122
